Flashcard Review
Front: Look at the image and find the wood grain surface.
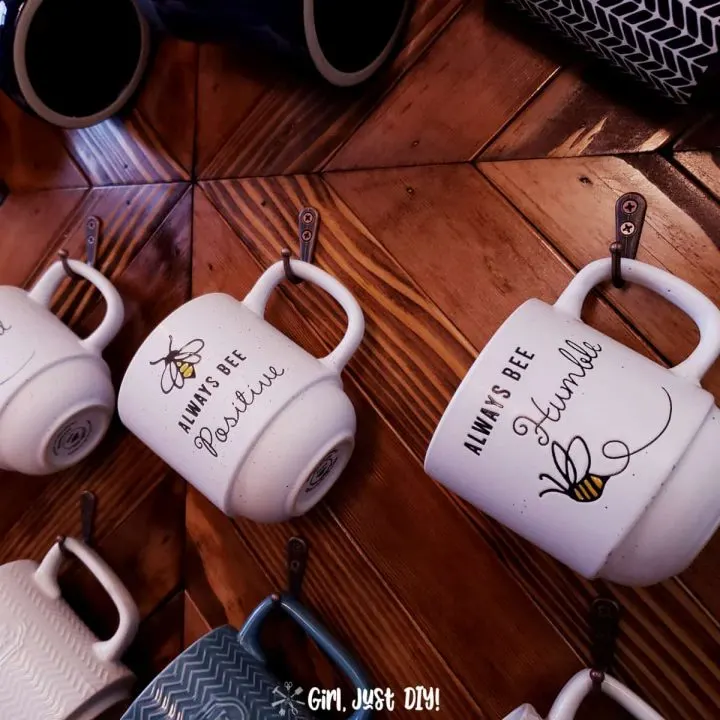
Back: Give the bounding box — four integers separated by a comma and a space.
2, 5, 720, 719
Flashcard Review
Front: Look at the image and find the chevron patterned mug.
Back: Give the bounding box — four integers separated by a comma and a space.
0, 537, 140, 720
122, 594, 372, 720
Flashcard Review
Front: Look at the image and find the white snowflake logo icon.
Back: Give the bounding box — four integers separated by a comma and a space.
271, 681, 306, 717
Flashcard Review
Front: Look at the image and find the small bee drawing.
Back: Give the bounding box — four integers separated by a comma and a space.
539, 436, 610, 502
150, 336, 205, 395
539, 387, 673, 503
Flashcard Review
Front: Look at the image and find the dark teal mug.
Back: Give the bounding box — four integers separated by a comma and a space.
134, 0, 410, 87
121, 594, 372, 719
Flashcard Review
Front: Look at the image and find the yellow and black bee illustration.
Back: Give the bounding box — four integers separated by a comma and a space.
539, 437, 610, 502
150, 336, 205, 395
539, 387, 673, 503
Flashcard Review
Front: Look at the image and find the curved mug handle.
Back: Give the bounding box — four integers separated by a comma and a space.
33, 536, 140, 663
547, 670, 665, 720
242, 260, 365, 374
238, 594, 373, 720
27, 259, 125, 355
554, 258, 720, 385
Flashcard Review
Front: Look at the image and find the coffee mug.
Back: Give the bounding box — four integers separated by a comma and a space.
122, 594, 371, 720
0, 537, 140, 719
0, 258, 125, 475
503, 669, 664, 720
134, 0, 410, 87
119, 259, 364, 522
0, 0, 151, 127
426, 258, 720, 585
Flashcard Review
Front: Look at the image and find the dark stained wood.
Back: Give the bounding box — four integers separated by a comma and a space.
673, 151, 720, 201
196, 0, 466, 179
193, 183, 583, 718
124, 591, 185, 687
0, 95, 88, 191
0, 183, 191, 711
482, 65, 693, 160
327, 1, 558, 170
63, 39, 197, 185
194, 170, 719, 718
3, 6, 720, 718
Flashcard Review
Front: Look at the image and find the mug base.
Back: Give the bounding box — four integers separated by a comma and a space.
70, 677, 135, 720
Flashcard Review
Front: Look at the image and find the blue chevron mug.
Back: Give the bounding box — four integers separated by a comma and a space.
121, 594, 372, 720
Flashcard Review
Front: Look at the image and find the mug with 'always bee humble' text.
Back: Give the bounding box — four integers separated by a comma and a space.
426, 258, 720, 586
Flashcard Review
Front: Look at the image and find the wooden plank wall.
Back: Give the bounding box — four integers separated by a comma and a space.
1, 0, 719, 717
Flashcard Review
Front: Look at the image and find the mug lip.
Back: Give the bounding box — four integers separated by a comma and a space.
303, 0, 410, 87
425, 298, 539, 472
12, 0, 151, 128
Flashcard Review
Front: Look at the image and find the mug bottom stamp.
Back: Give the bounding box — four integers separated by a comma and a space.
43, 406, 111, 471
293, 438, 355, 516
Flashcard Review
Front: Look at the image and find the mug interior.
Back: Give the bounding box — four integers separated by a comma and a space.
305, 0, 408, 85
15, 0, 147, 126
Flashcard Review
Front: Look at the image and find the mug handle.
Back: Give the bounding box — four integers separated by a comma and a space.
242, 260, 365, 374
547, 670, 665, 720
237, 594, 373, 720
554, 258, 720, 385
32, 536, 140, 663
27, 259, 125, 355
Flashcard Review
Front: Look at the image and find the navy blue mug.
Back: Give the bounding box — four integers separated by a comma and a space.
0, 0, 151, 127
134, 0, 411, 86
121, 594, 373, 720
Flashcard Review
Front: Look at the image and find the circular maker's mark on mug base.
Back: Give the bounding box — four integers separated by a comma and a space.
44, 407, 109, 470
293, 439, 354, 516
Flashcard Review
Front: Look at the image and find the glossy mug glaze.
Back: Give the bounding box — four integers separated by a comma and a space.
426, 258, 720, 585
119, 259, 365, 522
134, 0, 410, 86
0, 259, 124, 475
0, 0, 150, 127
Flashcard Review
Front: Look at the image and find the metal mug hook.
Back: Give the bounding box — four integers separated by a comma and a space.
57, 249, 80, 280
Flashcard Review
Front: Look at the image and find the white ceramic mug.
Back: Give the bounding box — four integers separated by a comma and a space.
119, 259, 365, 522
0, 537, 139, 720
425, 259, 720, 584
503, 669, 664, 720
0, 259, 124, 475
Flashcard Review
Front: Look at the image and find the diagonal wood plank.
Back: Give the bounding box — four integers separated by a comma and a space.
0, 95, 88, 191
327, 1, 559, 171
673, 151, 720, 202
481, 65, 693, 160
0, 187, 191, 563
194, 169, 720, 719
192, 185, 582, 718
63, 39, 197, 185
196, 0, 465, 179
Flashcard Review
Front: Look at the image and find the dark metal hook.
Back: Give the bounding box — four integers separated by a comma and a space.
57, 249, 80, 280
610, 193, 646, 289
282, 248, 303, 285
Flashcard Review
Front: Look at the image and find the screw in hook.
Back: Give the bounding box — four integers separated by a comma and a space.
620, 222, 635, 236
621, 199, 638, 214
